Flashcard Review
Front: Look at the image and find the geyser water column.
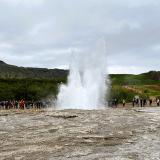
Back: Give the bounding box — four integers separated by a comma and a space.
57, 41, 108, 109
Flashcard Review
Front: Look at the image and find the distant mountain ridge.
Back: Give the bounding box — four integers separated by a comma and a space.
0, 60, 68, 79
0, 60, 160, 81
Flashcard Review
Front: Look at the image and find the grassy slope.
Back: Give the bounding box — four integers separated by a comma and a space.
0, 61, 68, 79
0, 78, 67, 101
110, 72, 160, 102
0, 61, 68, 101
0, 60, 159, 101
1, 73, 159, 102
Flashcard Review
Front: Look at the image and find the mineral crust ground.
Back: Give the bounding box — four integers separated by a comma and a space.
1, 107, 160, 160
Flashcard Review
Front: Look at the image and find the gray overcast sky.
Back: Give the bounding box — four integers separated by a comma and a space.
0, 0, 160, 74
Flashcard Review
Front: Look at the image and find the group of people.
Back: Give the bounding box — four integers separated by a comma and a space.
109, 97, 160, 107
0, 97, 160, 109
0, 100, 52, 110
132, 97, 160, 107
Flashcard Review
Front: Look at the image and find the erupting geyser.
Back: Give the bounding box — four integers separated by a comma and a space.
57, 41, 109, 109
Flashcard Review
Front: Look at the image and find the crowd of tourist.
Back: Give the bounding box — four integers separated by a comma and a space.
0, 100, 52, 110
108, 97, 160, 107
0, 97, 160, 110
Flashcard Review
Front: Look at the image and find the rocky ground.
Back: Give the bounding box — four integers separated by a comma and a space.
1, 107, 160, 160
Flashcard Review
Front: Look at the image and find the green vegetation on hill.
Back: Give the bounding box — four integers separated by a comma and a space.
0, 60, 68, 101
0, 78, 66, 101
0, 60, 68, 79
110, 71, 160, 85
0, 60, 160, 102
109, 71, 160, 102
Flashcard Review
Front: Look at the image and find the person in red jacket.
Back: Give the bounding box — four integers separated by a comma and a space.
19, 99, 25, 109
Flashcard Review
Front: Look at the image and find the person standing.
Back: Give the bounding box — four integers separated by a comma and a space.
19, 99, 25, 109
157, 98, 160, 106
143, 99, 146, 107
122, 99, 126, 107
114, 99, 118, 107
15, 101, 19, 109
132, 98, 135, 107
149, 99, 152, 106
140, 98, 143, 107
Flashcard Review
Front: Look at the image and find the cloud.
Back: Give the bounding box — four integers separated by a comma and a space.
0, 0, 159, 74
1, 0, 45, 7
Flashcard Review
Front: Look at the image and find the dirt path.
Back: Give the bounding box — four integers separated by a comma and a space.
123, 85, 143, 94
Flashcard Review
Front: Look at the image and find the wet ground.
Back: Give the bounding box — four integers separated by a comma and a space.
1, 107, 160, 160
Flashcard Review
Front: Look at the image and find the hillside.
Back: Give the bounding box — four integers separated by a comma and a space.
0, 60, 68, 79
0, 60, 160, 101
110, 72, 160, 102
110, 71, 160, 85
0, 60, 68, 100
0, 60, 160, 82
